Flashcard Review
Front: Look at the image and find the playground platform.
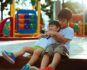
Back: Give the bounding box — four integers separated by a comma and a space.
0, 37, 87, 70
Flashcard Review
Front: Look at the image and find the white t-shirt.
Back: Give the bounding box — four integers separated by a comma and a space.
35, 27, 74, 50
59, 27, 74, 50
35, 37, 57, 49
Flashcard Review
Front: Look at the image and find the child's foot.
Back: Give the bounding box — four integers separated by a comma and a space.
30, 66, 39, 70
2, 51, 16, 64
21, 64, 30, 70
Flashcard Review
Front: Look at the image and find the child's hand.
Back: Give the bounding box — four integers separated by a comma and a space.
37, 34, 46, 38
45, 31, 57, 36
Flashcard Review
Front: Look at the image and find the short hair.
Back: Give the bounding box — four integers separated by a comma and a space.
58, 8, 72, 21
49, 20, 60, 28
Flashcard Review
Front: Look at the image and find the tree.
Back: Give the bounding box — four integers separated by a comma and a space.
1, 0, 13, 20
40, 0, 53, 19
1, 0, 13, 11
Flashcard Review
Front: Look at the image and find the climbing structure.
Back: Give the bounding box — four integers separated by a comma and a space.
0, 0, 41, 40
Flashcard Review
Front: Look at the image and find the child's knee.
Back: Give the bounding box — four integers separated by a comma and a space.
23, 47, 33, 52
34, 49, 43, 55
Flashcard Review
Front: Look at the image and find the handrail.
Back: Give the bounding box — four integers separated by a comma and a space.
0, 17, 13, 36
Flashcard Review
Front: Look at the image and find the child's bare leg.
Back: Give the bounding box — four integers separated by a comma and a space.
14, 47, 33, 57
40, 53, 50, 69
27, 48, 43, 65
49, 53, 61, 70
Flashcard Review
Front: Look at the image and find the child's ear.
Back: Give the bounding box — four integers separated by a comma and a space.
57, 28, 60, 30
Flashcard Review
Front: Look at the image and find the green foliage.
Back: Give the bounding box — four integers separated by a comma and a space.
5, 0, 13, 4
31, 0, 37, 6
1, 0, 13, 11
0, 0, 3, 2
41, 0, 53, 19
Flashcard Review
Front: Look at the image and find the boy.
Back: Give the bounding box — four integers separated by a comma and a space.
39, 8, 74, 70
2, 20, 61, 70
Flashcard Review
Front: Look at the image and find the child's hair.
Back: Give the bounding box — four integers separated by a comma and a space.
49, 20, 60, 28
58, 8, 72, 21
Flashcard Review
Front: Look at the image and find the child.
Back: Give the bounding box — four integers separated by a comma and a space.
39, 8, 74, 70
2, 20, 61, 70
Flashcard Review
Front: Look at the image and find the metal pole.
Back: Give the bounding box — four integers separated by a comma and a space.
52, 0, 57, 20
52, 0, 61, 20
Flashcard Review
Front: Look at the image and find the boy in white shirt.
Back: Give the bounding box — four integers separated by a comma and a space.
39, 8, 74, 70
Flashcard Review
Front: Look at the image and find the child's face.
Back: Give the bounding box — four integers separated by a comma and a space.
48, 25, 59, 32
59, 18, 68, 28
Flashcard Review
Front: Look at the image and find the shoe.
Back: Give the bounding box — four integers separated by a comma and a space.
21, 64, 30, 70
30, 66, 39, 70
2, 51, 16, 64
43, 67, 53, 70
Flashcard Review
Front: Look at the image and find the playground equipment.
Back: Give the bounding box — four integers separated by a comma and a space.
14, 10, 37, 37
72, 14, 86, 37
0, 17, 13, 37
0, 0, 41, 40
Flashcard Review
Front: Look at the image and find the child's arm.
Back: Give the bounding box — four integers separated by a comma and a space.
45, 31, 69, 44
